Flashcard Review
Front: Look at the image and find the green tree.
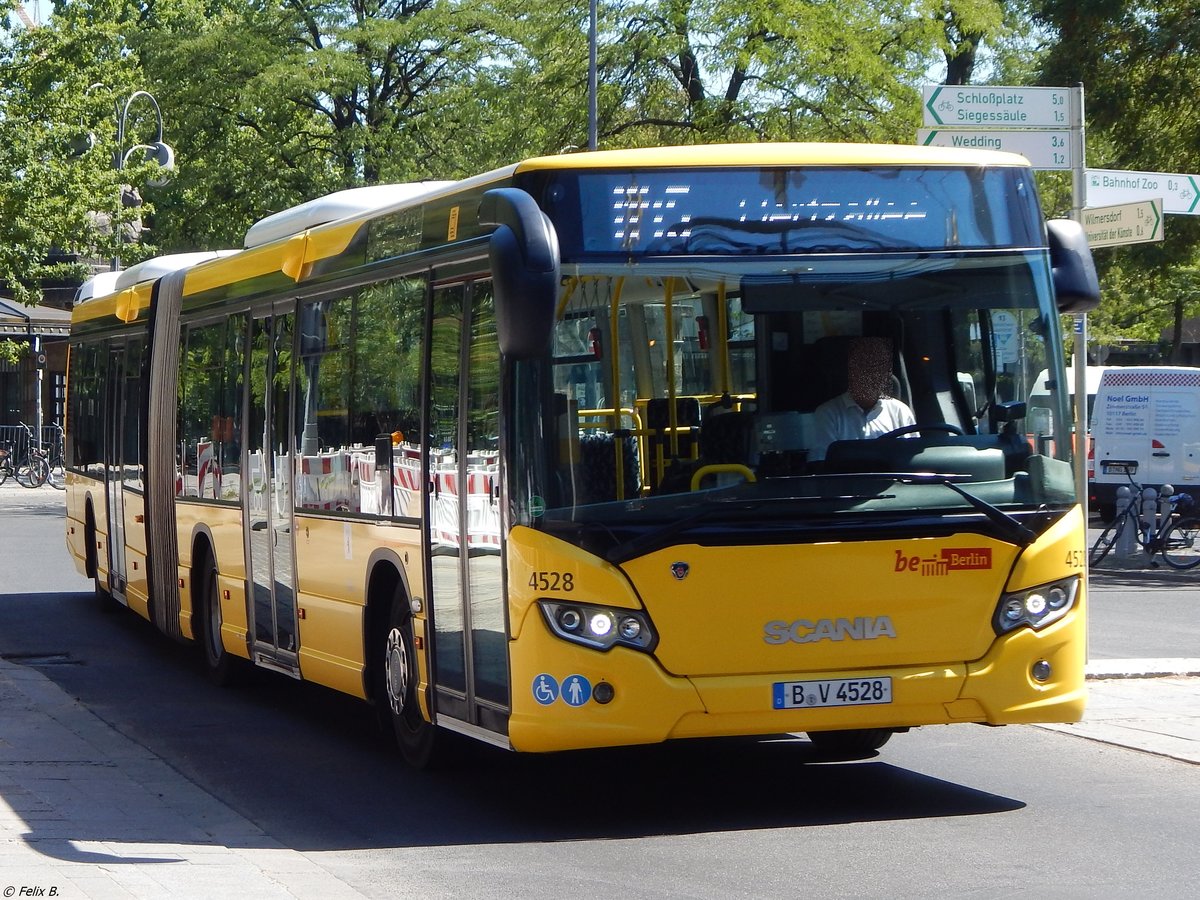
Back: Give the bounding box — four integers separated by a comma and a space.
1033, 0, 1200, 361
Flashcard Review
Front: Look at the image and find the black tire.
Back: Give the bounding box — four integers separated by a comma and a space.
1160, 517, 1200, 569
0, 459, 8, 486
1089, 514, 1126, 567
84, 511, 117, 613
376, 588, 438, 768
806, 728, 893, 757
15, 456, 48, 488
47, 461, 65, 490
198, 558, 245, 685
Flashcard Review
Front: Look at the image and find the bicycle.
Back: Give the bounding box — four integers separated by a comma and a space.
1089, 464, 1200, 569
0, 427, 49, 489
43, 422, 66, 490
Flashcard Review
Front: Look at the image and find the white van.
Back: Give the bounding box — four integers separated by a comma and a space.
1089, 366, 1200, 518
1025, 365, 1110, 441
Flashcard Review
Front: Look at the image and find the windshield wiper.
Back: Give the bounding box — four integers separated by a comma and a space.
894, 473, 1036, 546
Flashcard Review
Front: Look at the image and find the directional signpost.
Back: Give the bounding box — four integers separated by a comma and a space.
1083, 199, 1164, 249
922, 85, 1073, 128
919, 85, 1082, 173
918, 128, 1074, 170
1085, 169, 1200, 216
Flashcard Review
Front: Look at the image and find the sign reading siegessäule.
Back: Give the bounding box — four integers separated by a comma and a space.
922, 85, 1073, 128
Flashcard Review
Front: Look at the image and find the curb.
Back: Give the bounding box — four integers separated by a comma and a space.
1085, 658, 1200, 679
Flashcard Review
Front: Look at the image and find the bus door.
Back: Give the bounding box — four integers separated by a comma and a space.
243, 309, 300, 673
427, 281, 510, 739
103, 343, 128, 600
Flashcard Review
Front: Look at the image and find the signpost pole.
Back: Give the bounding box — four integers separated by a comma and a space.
1071, 83, 1089, 524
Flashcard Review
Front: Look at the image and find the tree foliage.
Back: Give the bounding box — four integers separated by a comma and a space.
0, 0, 1196, 370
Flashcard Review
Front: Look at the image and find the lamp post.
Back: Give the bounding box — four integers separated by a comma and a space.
112, 90, 174, 270
588, 0, 597, 150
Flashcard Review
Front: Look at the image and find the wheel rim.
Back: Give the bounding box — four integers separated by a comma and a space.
385, 626, 410, 717
207, 578, 223, 661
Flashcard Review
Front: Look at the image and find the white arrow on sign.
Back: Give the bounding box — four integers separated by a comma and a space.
1086, 169, 1200, 215
922, 85, 1074, 129
1083, 199, 1164, 249
917, 128, 1074, 170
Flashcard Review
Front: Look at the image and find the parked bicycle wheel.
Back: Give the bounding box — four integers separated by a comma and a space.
1089, 514, 1127, 567
46, 458, 65, 490
1160, 517, 1200, 569
15, 456, 49, 488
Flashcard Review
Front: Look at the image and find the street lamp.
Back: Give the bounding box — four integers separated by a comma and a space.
112, 89, 175, 270
116, 90, 174, 183
588, 0, 597, 149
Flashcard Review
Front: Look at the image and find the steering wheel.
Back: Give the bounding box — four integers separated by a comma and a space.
878, 423, 964, 440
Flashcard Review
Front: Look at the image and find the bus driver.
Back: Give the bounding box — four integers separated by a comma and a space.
809, 336, 915, 462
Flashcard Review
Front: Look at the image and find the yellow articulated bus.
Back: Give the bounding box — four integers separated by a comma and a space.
65, 143, 1100, 767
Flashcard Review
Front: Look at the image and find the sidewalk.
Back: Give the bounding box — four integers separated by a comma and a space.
1035, 659, 1200, 766
0, 656, 366, 899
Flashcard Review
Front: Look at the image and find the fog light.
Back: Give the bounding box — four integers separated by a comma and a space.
593, 682, 615, 704
559, 608, 582, 632
1032, 659, 1052, 682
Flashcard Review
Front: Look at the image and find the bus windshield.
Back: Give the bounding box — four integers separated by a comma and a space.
510, 172, 1073, 560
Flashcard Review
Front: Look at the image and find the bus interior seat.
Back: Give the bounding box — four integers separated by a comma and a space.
646, 397, 701, 485
578, 430, 641, 503
699, 409, 756, 465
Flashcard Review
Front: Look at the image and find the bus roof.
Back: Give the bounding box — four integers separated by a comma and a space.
113, 251, 241, 290
244, 181, 455, 249
513, 142, 1032, 172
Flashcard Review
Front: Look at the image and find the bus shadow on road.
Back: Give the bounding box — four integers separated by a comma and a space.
2, 591, 1025, 855
391, 738, 1027, 847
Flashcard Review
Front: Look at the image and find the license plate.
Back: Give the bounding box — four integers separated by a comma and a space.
773, 677, 892, 710
1100, 460, 1137, 475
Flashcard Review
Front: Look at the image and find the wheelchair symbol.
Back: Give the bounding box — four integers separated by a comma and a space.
532, 674, 559, 705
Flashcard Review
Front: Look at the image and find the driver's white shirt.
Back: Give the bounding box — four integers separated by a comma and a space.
809, 391, 916, 461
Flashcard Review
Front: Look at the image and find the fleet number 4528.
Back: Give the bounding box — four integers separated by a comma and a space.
528, 571, 574, 591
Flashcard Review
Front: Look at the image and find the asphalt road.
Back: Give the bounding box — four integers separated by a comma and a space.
2, 488, 1198, 897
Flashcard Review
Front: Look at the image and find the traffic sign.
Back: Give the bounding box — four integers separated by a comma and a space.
922, 85, 1074, 128
1083, 199, 1164, 249
1086, 169, 1200, 215
918, 128, 1074, 170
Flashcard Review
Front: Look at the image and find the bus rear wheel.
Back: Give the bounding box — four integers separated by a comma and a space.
378, 592, 437, 768
806, 728, 893, 757
198, 558, 244, 686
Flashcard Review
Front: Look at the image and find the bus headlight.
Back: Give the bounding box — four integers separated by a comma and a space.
540, 601, 656, 652
993, 576, 1079, 635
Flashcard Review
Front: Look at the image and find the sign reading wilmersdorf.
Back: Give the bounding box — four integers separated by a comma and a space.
1086, 169, 1200, 216
922, 85, 1073, 129
917, 128, 1073, 170
1083, 199, 1164, 249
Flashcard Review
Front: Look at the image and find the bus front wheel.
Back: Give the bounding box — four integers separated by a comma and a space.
378, 592, 437, 768
806, 728, 893, 757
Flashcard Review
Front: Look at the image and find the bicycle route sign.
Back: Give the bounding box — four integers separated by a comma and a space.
922, 85, 1073, 128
